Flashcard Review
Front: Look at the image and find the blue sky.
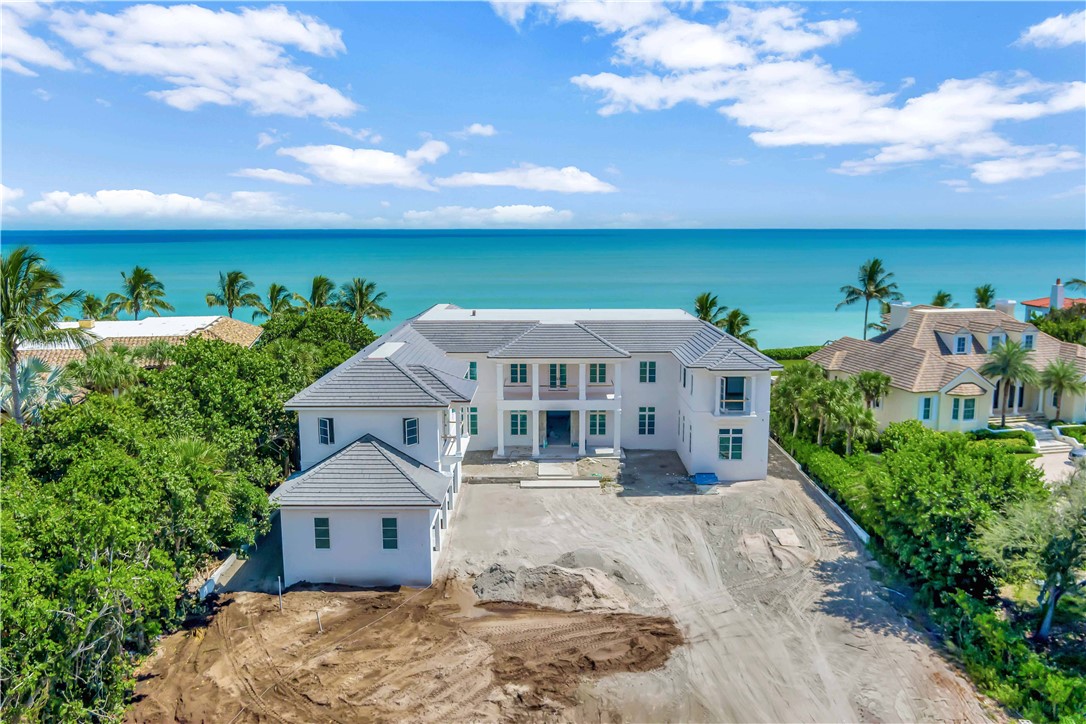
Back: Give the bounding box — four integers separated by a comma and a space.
2, 1, 1084, 229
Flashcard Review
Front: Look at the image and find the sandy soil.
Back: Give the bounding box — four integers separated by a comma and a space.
129, 583, 680, 723
445, 445, 1002, 723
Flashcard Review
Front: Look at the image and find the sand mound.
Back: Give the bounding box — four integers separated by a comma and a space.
473, 562, 632, 612
553, 548, 652, 603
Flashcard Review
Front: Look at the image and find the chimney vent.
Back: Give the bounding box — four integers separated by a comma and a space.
78, 319, 95, 329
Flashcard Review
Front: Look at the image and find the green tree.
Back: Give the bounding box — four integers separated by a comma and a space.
931, 290, 954, 307
133, 338, 175, 372
251, 282, 294, 321
693, 292, 727, 328
1, 246, 91, 426
258, 307, 376, 376
293, 275, 336, 311
836, 258, 903, 340
974, 283, 996, 309
0, 357, 78, 424
979, 340, 1039, 427
105, 266, 174, 320
832, 397, 878, 455
806, 378, 853, 446
1039, 358, 1086, 422
205, 270, 261, 319
337, 277, 392, 323
852, 370, 892, 409
68, 343, 141, 396
976, 471, 1086, 641
79, 293, 116, 320
722, 308, 757, 347
1033, 304, 1086, 345
771, 361, 824, 439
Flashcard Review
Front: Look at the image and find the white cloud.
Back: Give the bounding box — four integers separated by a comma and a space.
727, 157, 748, 166
970, 148, 1085, 184
940, 179, 972, 193
25, 188, 350, 227
1, 3, 73, 76
257, 130, 284, 149
435, 163, 616, 193
277, 140, 449, 189
231, 168, 312, 185
2, 184, 26, 215
33, 88, 51, 101
402, 204, 573, 227
1053, 184, 1086, 200
1017, 10, 1085, 49
95, 97, 111, 107
454, 122, 497, 138
324, 121, 382, 143
522, 2, 1086, 185
490, 2, 533, 28
47, 4, 357, 118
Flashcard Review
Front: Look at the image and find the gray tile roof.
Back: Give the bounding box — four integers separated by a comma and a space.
411, 320, 535, 353
488, 323, 629, 359
271, 434, 449, 507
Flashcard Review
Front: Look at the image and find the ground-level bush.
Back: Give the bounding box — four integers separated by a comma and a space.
761, 344, 824, 361
969, 428, 1037, 446
1058, 425, 1086, 444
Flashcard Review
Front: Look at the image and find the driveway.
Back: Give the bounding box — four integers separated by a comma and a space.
441, 444, 996, 722
1032, 451, 1079, 484
216, 511, 284, 594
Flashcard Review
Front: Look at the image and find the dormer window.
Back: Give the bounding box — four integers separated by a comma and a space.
988, 333, 1003, 350
954, 336, 967, 354
1023, 333, 1035, 350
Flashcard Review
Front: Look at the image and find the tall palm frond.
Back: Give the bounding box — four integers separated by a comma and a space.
836, 258, 903, 340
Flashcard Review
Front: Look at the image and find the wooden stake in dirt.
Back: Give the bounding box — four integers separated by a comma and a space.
316, 611, 324, 634
278, 576, 283, 612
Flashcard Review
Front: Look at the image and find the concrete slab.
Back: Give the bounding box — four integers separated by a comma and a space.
773, 528, 802, 547
520, 479, 601, 489
537, 461, 576, 478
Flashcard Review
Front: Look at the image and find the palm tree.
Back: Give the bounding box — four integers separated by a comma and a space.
337, 278, 392, 323
836, 258, 903, 340
833, 397, 878, 455
133, 339, 174, 371
1, 246, 92, 426
979, 340, 1038, 427
866, 301, 892, 336
1040, 359, 1086, 422
251, 283, 294, 321
852, 370, 892, 409
772, 361, 824, 439
1, 357, 78, 424
293, 275, 336, 312
722, 308, 757, 347
974, 284, 996, 309
68, 343, 142, 397
205, 270, 261, 319
930, 290, 954, 307
693, 292, 727, 328
106, 266, 174, 320
807, 378, 853, 446
1067, 278, 1085, 292
79, 293, 116, 320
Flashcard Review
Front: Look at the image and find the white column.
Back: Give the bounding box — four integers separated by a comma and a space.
531, 409, 540, 457
579, 363, 587, 400
614, 363, 622, 399
1013, 383, 1021, 414
496, 362, 504, 401
532, 363, 540, 401
579, 409, 587, 452
613, 409, 622, 453
456, 406, 463, 455
496, 410, 505, 457
1036, 387, 1045, 414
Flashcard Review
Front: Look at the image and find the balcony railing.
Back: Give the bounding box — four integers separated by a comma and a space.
502, 383, 617, 401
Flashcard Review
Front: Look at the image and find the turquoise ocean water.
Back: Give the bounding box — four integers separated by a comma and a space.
2, 229, 1083, 348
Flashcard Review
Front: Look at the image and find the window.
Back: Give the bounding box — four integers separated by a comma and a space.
1023, 333, 1034, 350
688, 425, 692, 452
963, 398, 976, 421
679, 414, 684, 439
718, 428, 743, 460
549, 363, 567, 389
510, 411, 528, 436
382, 517, 398, 550
318, 417, 335, 445
955, 336, 967, 354
509, 363, 528, 384
640, 360, 656, 383
403, 417, 419, 446
988, 334, 1002, 350
681, 367, 687, 387
314, 517, 330, 549
468, 407, 478, 435
638, 406, 656, 435
952, 398, 960, 420
720, 377, 747, 413
589, 411, 606, 436
589, 363, 607, 384
465, 361, 477, 381
920, 397, 933, 421
1053, 390, 1059, 407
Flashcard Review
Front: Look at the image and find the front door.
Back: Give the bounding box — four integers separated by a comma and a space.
546, 411, 571, 446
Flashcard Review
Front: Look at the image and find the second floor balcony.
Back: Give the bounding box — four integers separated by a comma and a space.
502, 382, 617, 401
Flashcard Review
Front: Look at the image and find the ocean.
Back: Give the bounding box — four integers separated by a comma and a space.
3, 229, 1083, 348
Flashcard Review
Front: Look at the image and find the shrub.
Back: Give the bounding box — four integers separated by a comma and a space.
761, 344, 824, 361
1057, 425, 1086, 444
969, 428, 1037, 446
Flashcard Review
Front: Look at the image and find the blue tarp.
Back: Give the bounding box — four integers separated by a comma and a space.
693, 472, 719, 486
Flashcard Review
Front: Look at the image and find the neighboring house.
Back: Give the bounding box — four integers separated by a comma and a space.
1018, 278, 1086, 321
17, 316, 263, 366
809, 302, 1086, 431
277, 304, 780, 588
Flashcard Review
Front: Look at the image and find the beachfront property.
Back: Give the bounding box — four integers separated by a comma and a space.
274, 304, 781, 587
17, 315, 263, 367
1018, 278, 1086, 321
809, 302, 1086, 431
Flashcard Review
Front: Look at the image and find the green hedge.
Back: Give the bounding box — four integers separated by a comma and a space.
969, 428, 1037, 446
1058, 425, 1086, 444
761, 344, 824, 361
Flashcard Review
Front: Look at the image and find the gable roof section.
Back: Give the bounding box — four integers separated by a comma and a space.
488, 323, 629, 359
410, 320, 535, 353
271, 434, 449, 507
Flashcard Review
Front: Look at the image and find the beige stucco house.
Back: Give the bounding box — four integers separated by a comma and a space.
809, 303, 1086, 431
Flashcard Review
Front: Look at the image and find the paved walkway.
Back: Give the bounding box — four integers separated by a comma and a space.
217, 512, 284, 594
1032, 451, 1078, 484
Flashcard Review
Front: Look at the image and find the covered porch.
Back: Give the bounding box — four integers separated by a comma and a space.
495, 407, 622, 459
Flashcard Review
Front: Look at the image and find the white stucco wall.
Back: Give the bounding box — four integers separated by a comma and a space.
297, 408, 445, 469
280, 506, 440, 587
676, 369, 772, 481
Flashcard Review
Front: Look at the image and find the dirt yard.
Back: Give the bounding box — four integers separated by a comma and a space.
131, 444, 1001, 722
